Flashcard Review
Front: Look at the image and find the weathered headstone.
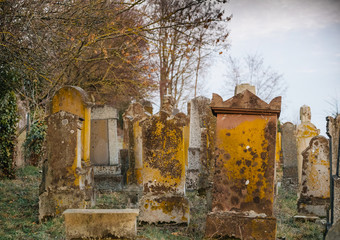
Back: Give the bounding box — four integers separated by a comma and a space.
281, 122, 298, 189
39, 86, 94, 221
50, 86, 93, 165
123, 102, 149, 185
138, 106, 190, 224
90, 105, 122, 191
297, 136, 330, 217
326, 114, 340, 223
91, 105, 119, 165
205, 89, 281, 240
296, 105, 320, 185
186, 96, 213, 191
39, 111, 94, 221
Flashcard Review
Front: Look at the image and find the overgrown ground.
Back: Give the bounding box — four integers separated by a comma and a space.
0, 166, 326, 239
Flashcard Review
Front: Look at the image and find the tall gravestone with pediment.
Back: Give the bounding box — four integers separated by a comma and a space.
205, 87, 281, 239
39, 86, 94, 221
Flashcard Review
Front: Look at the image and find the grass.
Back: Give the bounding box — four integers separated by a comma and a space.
0, 165, 326, 239
0, 166, 64, 240
274, 187, 325, 240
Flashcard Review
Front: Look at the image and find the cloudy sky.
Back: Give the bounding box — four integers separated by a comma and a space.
206, 0, 340, 135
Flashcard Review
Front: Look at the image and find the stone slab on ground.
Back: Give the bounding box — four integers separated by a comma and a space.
205, 212, 277, 240
63, 209, 139, 240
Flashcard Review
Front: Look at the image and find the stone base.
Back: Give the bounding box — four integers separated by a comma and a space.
333, 177, 340, 223
39, 189, 94, 222
297, 196, 330, 217
63, 209, 139, 240
205, 212, 277, 240
139, 195, 190, 224
186, 169, 200, 191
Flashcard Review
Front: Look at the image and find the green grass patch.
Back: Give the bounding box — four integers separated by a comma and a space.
274, 187, 325, 240
0, 165, 64, 240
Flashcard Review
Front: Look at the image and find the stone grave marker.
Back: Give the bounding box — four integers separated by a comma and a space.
327, 114, 340, 224
297, 136, 330, 217
39, 86, 94, 221
205, 88, 281, 239
296, 105, 320, 185
281, 122, 298, 189
138, 99, 190, 224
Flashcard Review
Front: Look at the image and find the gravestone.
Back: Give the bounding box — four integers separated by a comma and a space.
39, 86, 94, 221
39, 111, 94, 221
138, 101, 190, 224
186, 96, 214, 191
297, 136, 330, 217
123, 102, 149, 185
205, 89, 281, 240
50, 86, 93, 165
91, 105, 122, 192
281, 122, 298, 189
296, 105, 320, 185
326, 114, 340, 223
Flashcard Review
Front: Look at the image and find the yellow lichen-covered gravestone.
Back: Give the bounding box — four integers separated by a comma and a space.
51, 86, 93, 166
39, 86, 94, 221
297, 136, 330, 217
138, 110, 190, 224
205, 90, 281, 240
296, 105, 320, 186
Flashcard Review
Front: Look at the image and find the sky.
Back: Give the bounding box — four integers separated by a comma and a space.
205, 0, 340, 135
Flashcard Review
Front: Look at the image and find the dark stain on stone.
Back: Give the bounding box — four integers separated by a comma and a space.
245, 160, 252, 167
231, 196, 239, 205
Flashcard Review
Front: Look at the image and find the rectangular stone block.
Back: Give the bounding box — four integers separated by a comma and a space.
205, 212, 277, 240
334, 177, 340, 224
63, 209, 139, 240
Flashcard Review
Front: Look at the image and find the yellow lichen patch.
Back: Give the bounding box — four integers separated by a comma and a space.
275, 132, 281, 163
136, 169, 143, 185
183, 125, 190, 166
217, 118, 271, 203
143, 117, 186, 192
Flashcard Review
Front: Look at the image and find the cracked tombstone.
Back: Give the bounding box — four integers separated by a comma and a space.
138, 96, 190, 224
327, 114, 340, 224
281, 122, 299, 190
296, 105, 320, 186
39, 86, 94, 221
297, 136, 330, 217
205, 86, 281, 240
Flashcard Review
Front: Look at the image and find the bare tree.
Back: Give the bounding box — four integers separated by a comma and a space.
143, 0, 230, 108
223, 53, 287, 102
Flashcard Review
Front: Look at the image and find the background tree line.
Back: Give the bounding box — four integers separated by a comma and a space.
0, 0, 231, 177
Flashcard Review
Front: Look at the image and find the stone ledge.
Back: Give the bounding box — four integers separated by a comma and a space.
63, 209, 139, 240
205, 212, 277, 240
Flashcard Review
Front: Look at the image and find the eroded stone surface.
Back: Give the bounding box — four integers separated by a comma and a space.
123, 102, 148, 185
138, 111, 190, 224
234, 83, 256, 96
186, 96, 214, 191
297, 136, 330, 217
63, 209, 139, 240
206, 91, 280, 239
39, 111, 94, 221
281, 122, 298, 189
